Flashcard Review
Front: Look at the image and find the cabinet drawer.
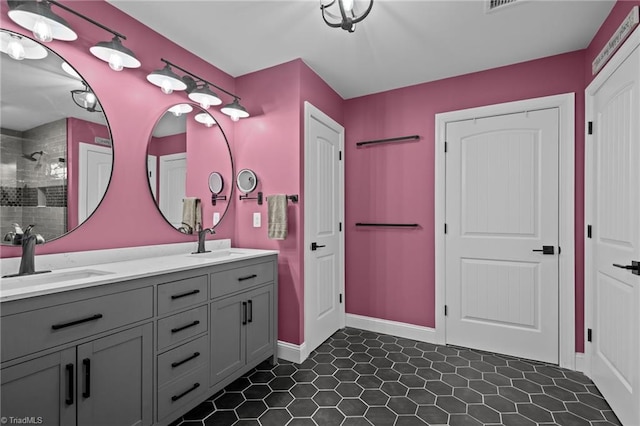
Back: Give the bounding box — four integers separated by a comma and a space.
157, 306, 207, 350
157, 335, 209, 387
1, 287, 152, 362
210, 261, 274, 298
157, 274, 207, 315
157, 365, 208, 421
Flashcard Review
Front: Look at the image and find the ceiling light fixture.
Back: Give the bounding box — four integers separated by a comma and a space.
320, 0, 373, 33
148, 58, 250, 121
6, 0, 140, 71
71, 83, 102, 113
0, 31, 48, 60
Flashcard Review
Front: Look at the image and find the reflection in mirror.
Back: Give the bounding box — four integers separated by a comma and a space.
236, 169, 258, 194
0, 29, 113, 244
147, 104, 233, 232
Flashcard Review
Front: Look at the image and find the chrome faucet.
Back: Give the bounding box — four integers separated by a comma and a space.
2, 223, 50, 278
194, 224, 215, 254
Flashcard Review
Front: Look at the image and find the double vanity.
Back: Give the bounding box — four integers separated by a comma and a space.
0, 241, 278, 426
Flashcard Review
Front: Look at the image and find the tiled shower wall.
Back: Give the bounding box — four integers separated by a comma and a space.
0, 119, 67, 243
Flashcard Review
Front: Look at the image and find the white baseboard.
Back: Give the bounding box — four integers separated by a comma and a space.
345, 314, 438, 344
277, 340, 307, 364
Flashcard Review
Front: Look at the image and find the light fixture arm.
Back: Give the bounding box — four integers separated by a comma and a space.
44, 0, 127, 40
161, 58, 240, 101
320, 0, 373, 32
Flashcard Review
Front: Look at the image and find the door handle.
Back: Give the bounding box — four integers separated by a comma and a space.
532, 246, 554, 255
82, 358, 91, 399
311, 242, 326, 251
65, 363, 74, 405
613, 261, 639, 275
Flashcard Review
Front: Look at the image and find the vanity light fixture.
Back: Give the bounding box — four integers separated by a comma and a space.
148, 58, 250, 120
0, 31, 48, 60
320, 0, 374, 33
195, 112, 217, 128
168, 103, 193, 117
220, 98, 249, 122
71, 83, 102, 113
147, 62, 187, 95
7, 0, 140, 71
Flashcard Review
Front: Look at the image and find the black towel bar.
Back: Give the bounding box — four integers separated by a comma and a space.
266, 195, 299, 203
356, 135, 420, 147
355, 223, 420, 228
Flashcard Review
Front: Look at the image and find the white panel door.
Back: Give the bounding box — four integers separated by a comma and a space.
304, 102, 345, 355
159, 153, 186, 228
79, 143, 112, 223
446, 108, 559, 363
590, 44, 640, 426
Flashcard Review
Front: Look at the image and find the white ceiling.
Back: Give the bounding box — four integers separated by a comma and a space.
108, 0, 615, 99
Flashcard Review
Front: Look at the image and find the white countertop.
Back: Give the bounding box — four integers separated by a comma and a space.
0, 240, 278, 303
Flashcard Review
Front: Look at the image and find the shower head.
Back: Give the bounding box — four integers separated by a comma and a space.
22, 151, 44, 162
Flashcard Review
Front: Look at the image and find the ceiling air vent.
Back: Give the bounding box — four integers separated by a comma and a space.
486, 0, 519, 12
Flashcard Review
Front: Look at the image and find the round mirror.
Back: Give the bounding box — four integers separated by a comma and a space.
236, 169, 258, 193
208, 172, 224, 194
147, 104, 233, 232
0, 30, 113, 244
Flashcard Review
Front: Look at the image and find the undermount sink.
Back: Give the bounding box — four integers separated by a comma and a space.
187, 249, 246, 260
1, 269, 114, 291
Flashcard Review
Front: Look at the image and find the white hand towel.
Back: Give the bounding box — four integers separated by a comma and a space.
181, 197, 202, 234
268, 194, 288, 240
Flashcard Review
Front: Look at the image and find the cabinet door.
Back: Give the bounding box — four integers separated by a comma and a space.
246, 285, 275, 365
1, 348, 76, 426
210, 293, 246, 386
77, 324, 153, 426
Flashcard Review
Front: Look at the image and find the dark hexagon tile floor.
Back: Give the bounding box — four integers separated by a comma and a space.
169, 328, 620, 426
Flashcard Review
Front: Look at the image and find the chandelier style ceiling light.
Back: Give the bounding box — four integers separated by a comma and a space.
320, 0, 373, 33
147, 58, 250, 121
6, 0, 140, 71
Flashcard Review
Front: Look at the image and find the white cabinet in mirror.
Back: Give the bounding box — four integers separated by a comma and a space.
146, 104, 233, 233
0, 29, 113, 245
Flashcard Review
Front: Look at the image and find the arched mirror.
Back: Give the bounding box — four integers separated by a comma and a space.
0, 29, 113, 244
147, 104, 233, 232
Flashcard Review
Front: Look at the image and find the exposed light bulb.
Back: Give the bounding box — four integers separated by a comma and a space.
160, 79, 173, 95
342, 0, 354, 13
32, 19, 53, 43
171, 110, 182, 117
108, 53, 124, 71
230, 115, 240, 122
7, 38, 25, 61
200, 100, 211, 109
85, 92, 97, 108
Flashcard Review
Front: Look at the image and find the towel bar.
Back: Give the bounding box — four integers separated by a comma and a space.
355, 223, 419, 228
356, 135, 420, 147
266, 195, 299, 203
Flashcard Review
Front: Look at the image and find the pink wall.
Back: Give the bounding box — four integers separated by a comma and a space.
234, 59, 343, 345
344, 51, 587, 350
66, 117, 110, 230
0, 0, 237, 258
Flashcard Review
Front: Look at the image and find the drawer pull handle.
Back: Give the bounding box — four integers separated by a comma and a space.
171, 320, 200, 334
171, 289, 201, 300
171, 352, 201, 368
65, 363, 74, 405
248, 300, 253, 323
242, 301, 247, 325
52, 314, 103, 330
82, 358, 91, 399
238, 274, 257, 282
171, 382, 200, 402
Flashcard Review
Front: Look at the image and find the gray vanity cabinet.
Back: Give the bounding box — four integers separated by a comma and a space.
0, 324, 152, 426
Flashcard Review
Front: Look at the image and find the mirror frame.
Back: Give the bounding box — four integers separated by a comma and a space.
236, 168, 258, 194
0, 29, 114, 245
208, 172, 224, 194
146, 103, 234, 233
